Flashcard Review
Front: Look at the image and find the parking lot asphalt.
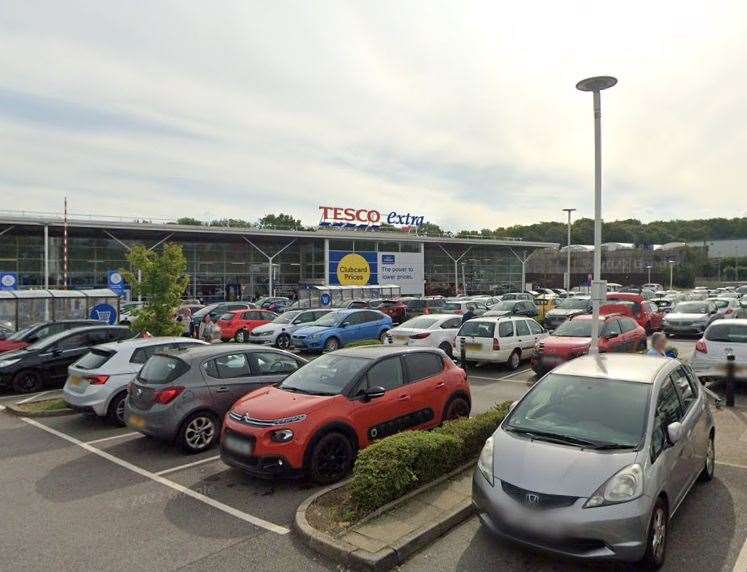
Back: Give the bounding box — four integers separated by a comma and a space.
1, 337, 746, 571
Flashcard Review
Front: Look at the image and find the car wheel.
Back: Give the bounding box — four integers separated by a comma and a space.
234, 330, 247, 343
438, 341, 453, 358
639, 498, 668, 570
507, 350, 521, 371
378, 329, 389, 343
276, 333, 291, 350
323, 337, 340, 352
11, 370, 43, 394
700, 434, 715, 482
308, 432, 354, 484
178, 411, 219, 454
106, 391, 128, 427
443, 395, 470, 422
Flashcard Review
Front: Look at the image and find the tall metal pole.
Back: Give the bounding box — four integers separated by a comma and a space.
63, 197, 69, 289
454, 259, 459, 296
647, 265, 652, 284
562, 208, 575, 290
461, 263, 467, 296
43, 225, 49, 289
669, 260, 674, 290
577, 76, 616, 354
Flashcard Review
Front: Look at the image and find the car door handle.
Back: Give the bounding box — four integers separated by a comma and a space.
434, 382, 446, 389
215, 386, 230, 393
398, 394, 410, 401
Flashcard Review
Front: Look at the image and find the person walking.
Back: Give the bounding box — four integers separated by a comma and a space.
461, 306, 476, 324
647, 332, 667, 357
199, 314, 221, 343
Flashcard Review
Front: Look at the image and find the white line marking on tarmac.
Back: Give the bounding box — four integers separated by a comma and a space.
156, 455, 221, 476
17, 390, 51, 404
85, 432, 140, 445
716, 461, 747, 471
733, 535, 747, 572
20, 417, 289, 535
469, 373, 532, 385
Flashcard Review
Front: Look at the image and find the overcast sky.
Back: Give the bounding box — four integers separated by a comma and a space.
1, 1, 745, 231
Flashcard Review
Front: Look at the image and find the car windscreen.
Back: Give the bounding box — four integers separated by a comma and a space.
556, 298, 589, 310
505, 373, 651, 448
75, 348, 116, 370
552, 319, 592, 337
312, 312, 343, 327
399, 317, 439, 330
457, 321, 495, 338
491, 301, 517, 311
706, 323, 747, 343
219, 313, 235, 321
137, 355, 189, 385
192, 304, 220, 318
675, 302, 708, 314
273, 311, 300, 324
279, 354, 371, 396
711, 299, 728, 309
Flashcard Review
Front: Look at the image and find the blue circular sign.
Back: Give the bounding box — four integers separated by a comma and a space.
320, 293, 332, 307
90, 303, 118, 325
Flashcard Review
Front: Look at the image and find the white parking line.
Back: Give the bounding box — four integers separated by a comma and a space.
734, 538, 747, 572
469, 371, 533, 385
85, 432, 140, 445
20, 417, 289, 535
156, 455, 221, 476
716, 460, 747, 471
17, 390, 52, 404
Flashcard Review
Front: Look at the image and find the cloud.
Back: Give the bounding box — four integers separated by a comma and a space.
0, 0, 745, 231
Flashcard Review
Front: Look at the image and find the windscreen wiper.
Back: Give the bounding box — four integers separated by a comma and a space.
506, 427, 601, 449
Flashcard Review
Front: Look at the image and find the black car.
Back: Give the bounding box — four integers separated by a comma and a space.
485, 300, 538, 318
0, 319, 101, 353
0, 325, 132, 393
542, 297, 592, 330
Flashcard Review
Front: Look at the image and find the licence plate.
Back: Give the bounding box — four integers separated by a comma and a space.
224, 434, 253, 456
466, 343, 482, 351
128, 415, 146, 430
68, 376, 82, 387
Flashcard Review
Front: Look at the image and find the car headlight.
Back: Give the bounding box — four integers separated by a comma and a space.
477, 436, 494, 486
584, 463, 643, 508
0, 358, 20, 369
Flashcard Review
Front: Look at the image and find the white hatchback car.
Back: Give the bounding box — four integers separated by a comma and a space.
454, 317, 547, 370
247, 309, 333, 349
384, 314, 463, 357
63, 337, 206, 425
692, 319, 747, 381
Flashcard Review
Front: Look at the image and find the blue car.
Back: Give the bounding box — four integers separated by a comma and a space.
291, 309, 392, 352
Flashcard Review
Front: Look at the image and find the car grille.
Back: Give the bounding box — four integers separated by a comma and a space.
501, 480, 578, 509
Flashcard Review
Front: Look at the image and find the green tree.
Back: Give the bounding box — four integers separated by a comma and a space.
259, 213, 305, 230
122, 244, 190, 336
175, 217, 203, 226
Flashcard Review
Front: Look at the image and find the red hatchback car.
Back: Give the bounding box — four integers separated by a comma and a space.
217, 309, 277, 343
531, 313, 646, 376
220, 346, 470, 484
375, 300, 408, 324
605, 292, 663, 333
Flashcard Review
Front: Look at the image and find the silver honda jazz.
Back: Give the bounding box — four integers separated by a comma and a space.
473, 354, 715, 569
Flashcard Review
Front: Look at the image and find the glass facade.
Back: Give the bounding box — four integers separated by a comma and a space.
0, 225, 527, 302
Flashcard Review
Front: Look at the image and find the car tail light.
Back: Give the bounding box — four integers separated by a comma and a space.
492, 338, 500, 350
154, 386, 185, 404
409, 332, 431, 339
725, 309, 734, 316
85, 375, 110, 385
695, 339, 708, 354
423, 308, 430, 315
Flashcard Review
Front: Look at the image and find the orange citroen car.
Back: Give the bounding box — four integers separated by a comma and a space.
220, 346, 470, 483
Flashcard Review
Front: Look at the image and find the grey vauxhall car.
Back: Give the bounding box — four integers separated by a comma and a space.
473, 354, 715, 569
125, 345, 307, 453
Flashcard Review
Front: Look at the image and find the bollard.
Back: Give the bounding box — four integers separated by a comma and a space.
460, 337, 468, 376
725, 353, 736, 408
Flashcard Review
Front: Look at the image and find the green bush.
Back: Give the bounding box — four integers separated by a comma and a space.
349, 401, 512, 515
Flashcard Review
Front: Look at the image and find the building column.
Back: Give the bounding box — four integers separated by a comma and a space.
43, 225, 49, 289
324, 238, 330, 286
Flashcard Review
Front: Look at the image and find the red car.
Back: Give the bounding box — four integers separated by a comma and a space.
375, 300, 408, 324
220, 346, 470, 484
217, 309, 277, 342
605, 292, 663, 333
531, 313, 646, 376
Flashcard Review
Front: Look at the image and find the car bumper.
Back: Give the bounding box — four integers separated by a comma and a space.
692, 356, 747, 379
248, 336, 276, 345
220, 420, 307, 477
663, 323, 707, 335
291, 338, 324, 351
124, 403, 180, 441
62, 386, 112, 417
531, 354, 569, 374
472, 471, 651, 563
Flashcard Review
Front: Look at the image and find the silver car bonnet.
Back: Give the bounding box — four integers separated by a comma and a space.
491, 429, 639, 497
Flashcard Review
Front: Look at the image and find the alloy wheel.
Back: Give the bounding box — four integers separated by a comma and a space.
235, 331, 246, 343
651, 507, 666, 563
277, 334, 290, 350
185, 416, 216, 450
445, 398, 469, 420
115, 398, 126, 424
316, 438, 349, 480
706, 438, 715, 476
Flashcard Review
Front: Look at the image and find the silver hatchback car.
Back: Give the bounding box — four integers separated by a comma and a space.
125, 345, 307, 453
473, 354, 715, 569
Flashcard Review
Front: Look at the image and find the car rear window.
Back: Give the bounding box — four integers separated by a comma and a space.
458, 321, 495, 338
76, 349, 116, 370
219, 313, 235, 321
706, 323, 747, 343
138, 355, 189, 385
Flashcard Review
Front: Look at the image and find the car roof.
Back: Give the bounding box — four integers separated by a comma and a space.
551, 354, 674, 384
162, 343, 297, 361
334, 345, 442, 358
96, 336, 200, 352
573, 313, 622, 321
466, 316, 527, 323
709, 318, 747, 327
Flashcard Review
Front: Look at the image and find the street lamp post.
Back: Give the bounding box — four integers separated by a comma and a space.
667, 260, 676, 290
576, 75, 617, 354
562, 208, 576, 290
646, 265, 652, 284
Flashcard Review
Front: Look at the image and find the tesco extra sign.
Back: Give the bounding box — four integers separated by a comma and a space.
318, 206, 425, 231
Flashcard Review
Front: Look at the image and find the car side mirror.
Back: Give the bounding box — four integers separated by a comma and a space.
363, 386, 386, 401
605, 332, 619, 340
340, 322, 348, 328
51, 347, 62, 356
667, 421, 683, 445
27, 335, 39, 343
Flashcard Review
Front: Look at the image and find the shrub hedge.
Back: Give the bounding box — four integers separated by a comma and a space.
349, 401, 512, 514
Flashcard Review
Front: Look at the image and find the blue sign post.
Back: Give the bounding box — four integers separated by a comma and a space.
320, 293, 332, 307
107, 271, 125, 296
0, 272, 18, 291
90, 303, 118, 325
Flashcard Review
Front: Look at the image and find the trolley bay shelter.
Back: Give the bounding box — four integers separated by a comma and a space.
0, 214, 557, 303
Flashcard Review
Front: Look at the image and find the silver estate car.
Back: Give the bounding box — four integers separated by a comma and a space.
473, 354, 715, 569
125, 345, 307, 453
